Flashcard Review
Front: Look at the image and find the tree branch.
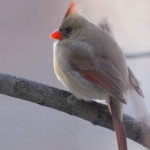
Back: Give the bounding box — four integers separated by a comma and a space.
0, 73, 150, 149
126, 51, 150, 59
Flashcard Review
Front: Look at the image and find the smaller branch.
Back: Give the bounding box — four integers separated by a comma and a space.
126, 51, 150, 59
0, 73, 150, 149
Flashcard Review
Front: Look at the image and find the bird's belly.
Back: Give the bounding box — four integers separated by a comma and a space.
54, 58, 108, 101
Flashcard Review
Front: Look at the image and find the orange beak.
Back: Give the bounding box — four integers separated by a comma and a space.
50, 30, 63, 40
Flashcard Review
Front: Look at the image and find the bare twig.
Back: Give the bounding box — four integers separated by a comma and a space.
126, 51, 150, 59
0, 73, 150, 149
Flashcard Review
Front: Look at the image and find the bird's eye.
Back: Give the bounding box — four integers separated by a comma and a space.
63, 27, 72, 36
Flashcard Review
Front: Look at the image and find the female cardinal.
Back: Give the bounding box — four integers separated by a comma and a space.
50, 1, 144, 150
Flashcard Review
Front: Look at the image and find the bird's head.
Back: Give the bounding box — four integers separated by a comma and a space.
50, 1, 90, 41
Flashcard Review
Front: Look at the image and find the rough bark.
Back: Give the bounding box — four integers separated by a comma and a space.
0, 73, 150, 149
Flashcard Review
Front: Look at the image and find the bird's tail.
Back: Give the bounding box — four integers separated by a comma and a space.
111, 112, 127, 150
109, 99, 128, 150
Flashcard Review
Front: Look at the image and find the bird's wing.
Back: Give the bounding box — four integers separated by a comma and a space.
128, 66, 144, 98
68, 43, 126, 103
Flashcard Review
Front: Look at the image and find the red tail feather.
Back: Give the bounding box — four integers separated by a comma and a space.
109, 100, 128, 150
112, 114, 127, 150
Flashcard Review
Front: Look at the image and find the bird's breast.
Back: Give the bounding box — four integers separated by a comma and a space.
53, 44, 108, 101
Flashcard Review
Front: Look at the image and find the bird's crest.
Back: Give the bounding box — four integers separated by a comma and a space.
64, 0, 78, 19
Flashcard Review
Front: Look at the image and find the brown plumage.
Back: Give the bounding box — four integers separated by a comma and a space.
50, 1, 144, 150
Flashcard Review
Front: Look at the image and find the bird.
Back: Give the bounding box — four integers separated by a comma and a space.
50, 1, 144, 150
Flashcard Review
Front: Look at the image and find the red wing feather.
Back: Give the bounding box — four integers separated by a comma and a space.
80, 70, 126, 104
64, 0, 78, 18
70, 57, 126, 103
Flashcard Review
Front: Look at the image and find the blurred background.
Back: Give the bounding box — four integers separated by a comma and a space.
0, 0, 150, 149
